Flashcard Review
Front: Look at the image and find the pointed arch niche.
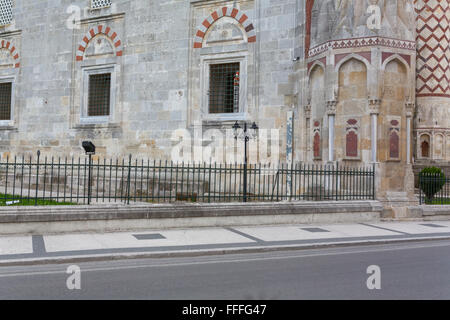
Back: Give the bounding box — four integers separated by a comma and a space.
0, 39, 20, 68
309, 64, 326, 160
76, 25, 123, 61
379, 58, 408, 162
193, 7, 256, 49
337, 58, 368, 161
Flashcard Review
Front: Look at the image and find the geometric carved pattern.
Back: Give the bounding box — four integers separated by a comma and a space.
76, 25, 123, 61
416, 0, 450, 97
0, 39, 19, 68
193, 7, 256, 49
308, 36, 416, 58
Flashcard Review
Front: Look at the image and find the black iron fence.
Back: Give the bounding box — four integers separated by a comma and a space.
419, 172, 450, 205
0, 154, 376, 206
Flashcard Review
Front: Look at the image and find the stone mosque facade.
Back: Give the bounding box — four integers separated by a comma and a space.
0, 0, 449, 203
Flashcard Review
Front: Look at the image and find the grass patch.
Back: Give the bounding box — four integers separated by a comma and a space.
424, 198, 450, 205
0, 194, 76, 206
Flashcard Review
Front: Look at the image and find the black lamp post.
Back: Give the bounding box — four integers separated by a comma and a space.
233, 121, 259, 202
82, 141, 96, 205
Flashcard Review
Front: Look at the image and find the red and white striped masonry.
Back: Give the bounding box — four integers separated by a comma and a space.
76, 25, 123, 61
193, 7, 256, 48
0, 39, 20, 68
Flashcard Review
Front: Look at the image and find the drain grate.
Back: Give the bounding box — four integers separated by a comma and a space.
133, 233, 166, 240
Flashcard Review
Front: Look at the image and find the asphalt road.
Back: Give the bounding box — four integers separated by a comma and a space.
0, 240, 449, 300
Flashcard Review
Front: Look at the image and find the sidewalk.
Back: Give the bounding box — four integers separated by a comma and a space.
1, 220, 450, 266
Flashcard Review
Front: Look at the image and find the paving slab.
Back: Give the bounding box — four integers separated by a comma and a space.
43, 228, 255, 252
0, 236, 33, 255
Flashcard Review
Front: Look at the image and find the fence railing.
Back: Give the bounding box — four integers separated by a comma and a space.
419, 173, 450, 205
0, 155, 376, 206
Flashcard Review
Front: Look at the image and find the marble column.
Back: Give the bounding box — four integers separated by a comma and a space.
369, 99, 381, 163
405, 103, 415, 164
304, 104, 311, 162
326, 100, 337, 162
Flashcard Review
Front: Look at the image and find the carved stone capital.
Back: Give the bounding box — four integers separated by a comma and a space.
405, 102, 415, 112
404, 102, 414, 118
369, 98, 381, 115
304, 105, 311, 118
326, 100, 337, 115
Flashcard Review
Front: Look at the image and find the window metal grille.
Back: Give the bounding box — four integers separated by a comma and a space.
0, 82, 12, 120
209, 63, 240, 114
88, 73, 111, 117
0, 0, 12, 26
91, 0, 111, 9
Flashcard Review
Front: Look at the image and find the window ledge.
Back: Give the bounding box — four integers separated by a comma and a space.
74, 119, 119, 130
202, 113, 248, 122
0, 120, 17, 130
344, 157, 361, 161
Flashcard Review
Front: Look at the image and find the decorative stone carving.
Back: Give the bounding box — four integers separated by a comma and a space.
304, 104, 312, 119
85, 35, 114, 57
389, 119, 401, 160
405, 102, 415, 118
369, 98, 381, 115
345, 118, 359, 158
313, 120, 322, 159
326, 100, 337, 115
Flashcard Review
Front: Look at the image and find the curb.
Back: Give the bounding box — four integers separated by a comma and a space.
1, 235, 450, 267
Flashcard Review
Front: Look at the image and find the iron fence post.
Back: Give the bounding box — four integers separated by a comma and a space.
35, 150, 40, 206
127, 154, 132, 205
419, 173, 422, 205
335, 162, 339, 201
87, 153, 92, 205
243, 134, 248, 203
372, 163, 376, 200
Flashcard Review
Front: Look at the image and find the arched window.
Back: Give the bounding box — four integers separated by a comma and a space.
421, 140, 430, 158
419, 134, 431, 158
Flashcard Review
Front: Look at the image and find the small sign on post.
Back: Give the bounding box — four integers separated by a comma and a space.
82, 141, 96, 205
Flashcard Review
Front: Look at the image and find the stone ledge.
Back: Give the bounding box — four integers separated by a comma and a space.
405, 205, 450, 220
421, 205, 450, 216
0, 201, 383, 224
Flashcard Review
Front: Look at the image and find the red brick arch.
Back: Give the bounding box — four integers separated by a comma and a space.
76, 25, 123, 61
193, 7, 256, 49
0, 40, 20, 68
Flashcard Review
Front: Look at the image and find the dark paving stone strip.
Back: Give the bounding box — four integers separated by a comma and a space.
301, 227, 330, 233
420, 223, 447, 228
359, 223, 411, 235
133, 234, 166, 240
31, 235, 46, 255
224, 227, 266, 244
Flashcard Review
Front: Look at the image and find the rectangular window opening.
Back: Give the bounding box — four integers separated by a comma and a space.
0, 82, 12, 121
88, 73, 111, 117
91, 0, 112, 9
209, 62, 240, 114
0, 0, 12, 26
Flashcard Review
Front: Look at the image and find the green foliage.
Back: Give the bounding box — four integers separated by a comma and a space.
0, 194, 75, 206
419, 167, 446, 202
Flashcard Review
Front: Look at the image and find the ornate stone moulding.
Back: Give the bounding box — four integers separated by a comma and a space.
308, 36, 416, 58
